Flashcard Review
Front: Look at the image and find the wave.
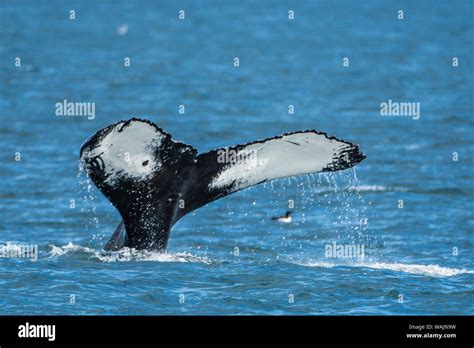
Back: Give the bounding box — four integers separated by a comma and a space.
349, 185, 389, 192
49, 242, 213, 264
297, 260, 474, 277
6, 242, 471, 277
347, 185, 463, 196
309, 184, 395, 195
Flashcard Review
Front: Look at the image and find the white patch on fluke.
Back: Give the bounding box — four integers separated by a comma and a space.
86, 121, 164, 185
209, 132, 354, 192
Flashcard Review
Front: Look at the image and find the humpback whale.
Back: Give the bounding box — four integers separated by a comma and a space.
80, 118, 365, 252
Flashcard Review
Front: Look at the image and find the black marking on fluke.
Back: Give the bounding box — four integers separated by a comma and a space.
80, 118, 366, 252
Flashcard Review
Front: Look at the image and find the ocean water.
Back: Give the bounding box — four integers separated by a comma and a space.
0, 0, 473, 315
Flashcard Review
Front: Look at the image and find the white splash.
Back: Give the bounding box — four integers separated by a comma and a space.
50, 242, 97, 257
298, 260, 474, 277
49, 242, 212, 264
350, 185, 387, 192
348, 185, 409, 192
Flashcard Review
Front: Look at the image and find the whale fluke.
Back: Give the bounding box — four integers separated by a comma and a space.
80, 118, 365, 251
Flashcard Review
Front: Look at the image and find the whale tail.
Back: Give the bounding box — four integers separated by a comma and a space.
105, 220, 126, 251
182, 129, 365, 214
80, 119, 365, 251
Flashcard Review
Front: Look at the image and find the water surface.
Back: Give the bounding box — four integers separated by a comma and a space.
0, 0, 473, 315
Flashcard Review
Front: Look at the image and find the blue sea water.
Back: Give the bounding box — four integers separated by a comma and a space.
0, 0, 473, 315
